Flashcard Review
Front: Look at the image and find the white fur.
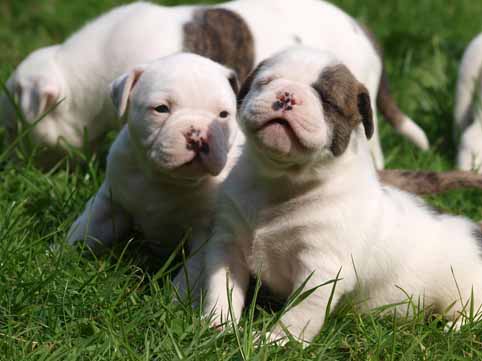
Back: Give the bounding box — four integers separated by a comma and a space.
455, 33, 482, 172
67, 53, 242, 295
2, 0, 425, 168
204, 48, 482, 344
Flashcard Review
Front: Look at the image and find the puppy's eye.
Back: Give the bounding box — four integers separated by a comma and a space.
257, 77, 273, 86
219, 111, 229, 118
154, 104, 170, 113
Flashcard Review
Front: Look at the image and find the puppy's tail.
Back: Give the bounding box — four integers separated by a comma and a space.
377, 71, 429, 151
378, 169, 482, 195
360, 24, 429, 150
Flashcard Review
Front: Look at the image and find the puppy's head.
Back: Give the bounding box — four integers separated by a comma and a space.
238, 47, 373, 169
111, 53, 239, 179
1, 45, 69, 148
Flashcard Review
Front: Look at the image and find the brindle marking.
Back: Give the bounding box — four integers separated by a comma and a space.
379, 169, 482, 195
312, 64, 374, 156
183, 8, 255, 84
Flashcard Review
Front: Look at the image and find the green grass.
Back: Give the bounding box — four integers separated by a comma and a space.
1, 0, 482, 359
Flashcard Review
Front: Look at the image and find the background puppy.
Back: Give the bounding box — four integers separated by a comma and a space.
1, 0, 427, 169
67, 53, 240, 295
204, 47, 482, 344
455, 33, 482, 173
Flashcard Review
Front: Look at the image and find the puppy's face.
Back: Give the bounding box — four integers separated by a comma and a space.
1, 46, 68, 148
111, 53, 239, 179
238, 47, 373, 168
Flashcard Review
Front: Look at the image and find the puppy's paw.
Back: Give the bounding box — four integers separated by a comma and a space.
457, 123, 482, 173
444, 319, 464, 333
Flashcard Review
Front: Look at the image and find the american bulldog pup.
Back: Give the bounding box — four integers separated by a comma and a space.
67, 53, 241, 294
455, 33, 482, 173
204, 47, 482, 344
2, 0, 427, 169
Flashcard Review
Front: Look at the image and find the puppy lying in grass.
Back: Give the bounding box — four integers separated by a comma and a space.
1, 0, 427, 169
455, 33, 482, 173
67, 53, 241, 295
204, 47, 482, 344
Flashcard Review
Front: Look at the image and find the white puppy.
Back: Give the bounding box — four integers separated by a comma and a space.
67, 53, 241, 294
204, 47, 482, 344
455, 33, 482, 173
1, 0, 427, 169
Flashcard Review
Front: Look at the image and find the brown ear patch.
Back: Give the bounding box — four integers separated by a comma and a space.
183, 8, 255, 84
312, 64, 374, 156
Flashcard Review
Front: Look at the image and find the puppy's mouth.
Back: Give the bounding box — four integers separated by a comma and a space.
257, 118, 292, 132
254, 117, 308, 153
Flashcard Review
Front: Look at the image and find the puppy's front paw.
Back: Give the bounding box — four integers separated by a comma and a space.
457, 123, 482, 173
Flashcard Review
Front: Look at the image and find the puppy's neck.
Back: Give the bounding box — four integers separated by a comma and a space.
246, 129, 378, 193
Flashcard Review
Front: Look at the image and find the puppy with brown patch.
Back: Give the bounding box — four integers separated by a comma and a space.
203, 47, 482, 344
67, 53, 241, 294
2, 0, 426, 169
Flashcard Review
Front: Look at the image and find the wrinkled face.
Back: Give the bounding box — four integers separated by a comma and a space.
238, 47, 374, 168
111, 53, 239, 179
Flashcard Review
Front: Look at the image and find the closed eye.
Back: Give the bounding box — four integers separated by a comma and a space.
256, 76, 274, 87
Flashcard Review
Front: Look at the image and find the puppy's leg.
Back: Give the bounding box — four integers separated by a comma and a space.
204, 238, 249, 329
67, 182, 131, 253
268, 271, 345, 344
457, 120, 482, 173
172, 231, 209, 306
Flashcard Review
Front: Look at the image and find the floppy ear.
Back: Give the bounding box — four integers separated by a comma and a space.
357, 85, 374, 139
16, 79, 60, 120
110, 65, 146, 118
314, 64, 375, 156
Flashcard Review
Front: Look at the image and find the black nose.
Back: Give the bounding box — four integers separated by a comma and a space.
273, 92, 297, 111
185, 127, 210, 154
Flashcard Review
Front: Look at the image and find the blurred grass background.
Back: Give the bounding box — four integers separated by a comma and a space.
1, 0, 482, 360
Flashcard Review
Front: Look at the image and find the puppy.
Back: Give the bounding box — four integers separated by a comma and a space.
455, 33, 482, 173
1, 0, 427, 169
67, 53, 241, 294
204, 47, 482, 344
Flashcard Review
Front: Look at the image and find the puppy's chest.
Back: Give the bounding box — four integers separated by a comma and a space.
117, 177, 213, 242
244, 195, 328, 294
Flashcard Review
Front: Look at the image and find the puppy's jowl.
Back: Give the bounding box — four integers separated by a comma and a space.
1, 0, 427, 169
67, 53, 241, 296
204, 47, 482, 344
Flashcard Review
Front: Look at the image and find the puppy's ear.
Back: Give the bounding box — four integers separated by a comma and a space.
237, 60, 267, 106
110, 65, 146, 118
313, 64, 374, 156
15, 78, 60, 120
357, 85, 374, 139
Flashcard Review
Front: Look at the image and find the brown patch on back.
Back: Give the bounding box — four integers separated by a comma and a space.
183, 8, 255, 83
312, 64, 374, 156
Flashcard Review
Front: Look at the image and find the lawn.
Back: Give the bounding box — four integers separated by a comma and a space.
1, 0, 482, 360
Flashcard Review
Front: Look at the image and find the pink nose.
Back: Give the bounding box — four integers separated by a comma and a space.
184, 127, 210, 154
272, 92, 298, 112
